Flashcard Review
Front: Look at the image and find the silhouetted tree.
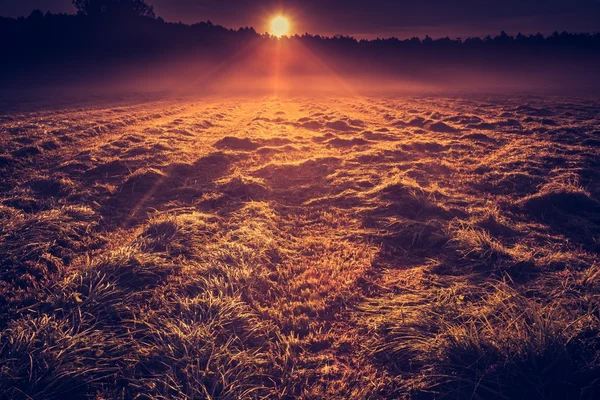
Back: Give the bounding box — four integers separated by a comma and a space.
27, 10, 44, 21
72, 0, 155, 18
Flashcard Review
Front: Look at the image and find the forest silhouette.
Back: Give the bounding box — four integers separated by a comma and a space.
1, 0, 599, 92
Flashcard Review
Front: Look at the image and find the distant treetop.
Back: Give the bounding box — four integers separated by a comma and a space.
72, 0, 155, 18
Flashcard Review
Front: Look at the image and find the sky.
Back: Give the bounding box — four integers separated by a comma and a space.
2, 0, 599, 38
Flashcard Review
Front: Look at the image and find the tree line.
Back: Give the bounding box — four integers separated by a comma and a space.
0, 0, 598, 88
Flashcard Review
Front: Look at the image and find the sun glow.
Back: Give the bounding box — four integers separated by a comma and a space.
270, 16, 290, 37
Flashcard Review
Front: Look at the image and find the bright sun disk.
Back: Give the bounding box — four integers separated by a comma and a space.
270, 16, 290, 37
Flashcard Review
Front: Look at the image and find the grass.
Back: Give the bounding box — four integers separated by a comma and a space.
0, 95, 599, 399
361, 280, 600, 399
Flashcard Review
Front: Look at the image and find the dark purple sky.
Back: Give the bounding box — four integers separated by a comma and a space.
2, 0, 599, 38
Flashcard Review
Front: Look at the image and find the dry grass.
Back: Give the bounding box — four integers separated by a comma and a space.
1, 95, 599, 399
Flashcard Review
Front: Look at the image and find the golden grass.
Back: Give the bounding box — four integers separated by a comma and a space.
0, 96, 599, 399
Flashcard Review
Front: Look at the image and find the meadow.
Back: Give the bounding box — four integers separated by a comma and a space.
1, 94, 599, 399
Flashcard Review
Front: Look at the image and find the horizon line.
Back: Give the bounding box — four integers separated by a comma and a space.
3, 9, 600, 42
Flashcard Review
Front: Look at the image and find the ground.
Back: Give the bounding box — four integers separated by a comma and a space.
1, 95, 599, 399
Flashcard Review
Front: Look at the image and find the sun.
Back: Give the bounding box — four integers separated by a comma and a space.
270, 16, 290, 38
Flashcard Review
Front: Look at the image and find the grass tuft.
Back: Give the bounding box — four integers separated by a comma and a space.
138, 212, 218, 257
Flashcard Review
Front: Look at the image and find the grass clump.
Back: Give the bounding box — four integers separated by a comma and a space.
27, 175, 76, 197
217, 173, 270, 201
0, 206, 99, 290
214, 136, 261, 151
521, 176, 600, 250
364, 169, 448, 219
0, 314, 126, 400
89, 246, 178, 289
122, 167, 168, 193
128, 293, 275, 399
362, 281, 600, 400
138, 212, 218, 257
522, 178, 599, 219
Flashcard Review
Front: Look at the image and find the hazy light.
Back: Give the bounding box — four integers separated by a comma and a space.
270, 16, 290, 38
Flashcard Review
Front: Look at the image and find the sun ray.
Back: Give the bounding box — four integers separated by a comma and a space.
289, 38, 361, 96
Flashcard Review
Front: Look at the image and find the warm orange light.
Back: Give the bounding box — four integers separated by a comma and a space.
270, 16, 290, 38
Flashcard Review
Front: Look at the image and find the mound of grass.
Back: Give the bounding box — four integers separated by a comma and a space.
298, 119, 324, 130
129, 293, 275, 399
581, 138, 600, 147
394, 117, 426, 128
137, 212, 217, 257
0, 204, 19, 221
217, 172, 271, 201
522, 180, 599, 218
365, 171, 447, 219
372, 218, 449, 252
521, 178, 600, 250
474, 206, 518, 238
260, 137, 293, 146
0, 206, 101, 331
426, 121, 459, 133
121, 167, 167, 193
2, 196, 49, 213
443, 220, 539, 280
0, 206, 99, 288
12, 145, 42, 158
363, 281, 600, 399
89, 246, 178, 289
184, 152, 234, 182
255, 157, 341, 189
448, 220, 510, 263
0, 154, 12, 168
402, 141, 448, 152
325, 120, 360, 132
0, 314, 126, 400
214, 136, 260, 151
27, 175, 75, 197
327, 137, 369, 148
83, 160, 130, 180
461, 132, 496, 143
39, 139, 61, 150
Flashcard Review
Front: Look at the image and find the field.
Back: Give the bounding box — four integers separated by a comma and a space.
1, 95, 599, 399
